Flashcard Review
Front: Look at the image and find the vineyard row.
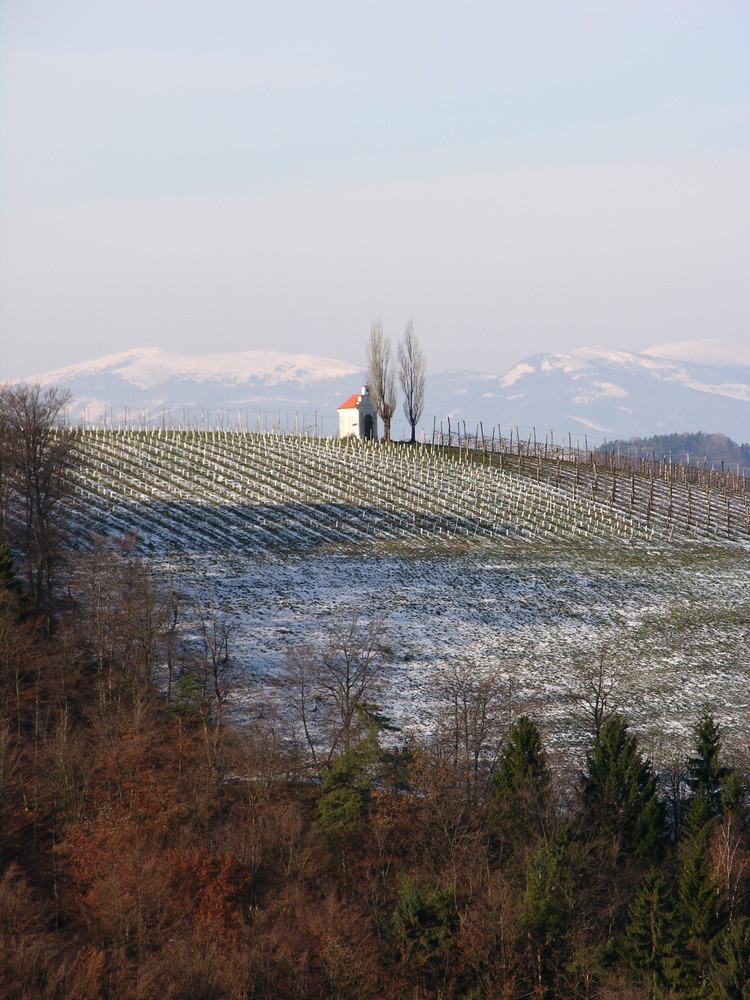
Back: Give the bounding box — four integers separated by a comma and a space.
63, 428, 750, 553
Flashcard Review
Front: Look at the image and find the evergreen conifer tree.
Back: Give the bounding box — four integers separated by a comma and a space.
711, 915, 750, 1000
490, 715, 549, 864
580, 713, 664, 866
317, 735, 379, 883
391, 877, 458, 989
686, 713, 730, 828
624, 868, 686, 998
521, 828, 572, 996
575, 714, 666, 974
676, 830, 727, 992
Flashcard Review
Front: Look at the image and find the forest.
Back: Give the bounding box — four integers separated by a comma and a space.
1, 384, 749, 999
597, 433, 750, 473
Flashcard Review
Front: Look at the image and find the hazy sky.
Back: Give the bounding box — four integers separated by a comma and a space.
1, 1, 749, 379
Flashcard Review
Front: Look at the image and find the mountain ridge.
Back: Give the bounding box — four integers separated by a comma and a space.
12, 339, 750, 445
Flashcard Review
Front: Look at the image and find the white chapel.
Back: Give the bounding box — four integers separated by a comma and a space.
337, 385, 378, 440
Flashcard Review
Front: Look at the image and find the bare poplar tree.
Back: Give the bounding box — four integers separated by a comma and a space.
397, 320, 426, 444
0, 383, 73, 617
366, 321, 397, 442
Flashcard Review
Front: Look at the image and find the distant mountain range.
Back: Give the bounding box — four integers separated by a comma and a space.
15, 339, 750, 446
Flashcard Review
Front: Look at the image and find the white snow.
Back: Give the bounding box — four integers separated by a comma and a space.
14, 339, 750, 443
500, 362, 535, 388
566, 415, 614, 432
673, 376, 750, 402
573, 381, 628, 404
541, 347, 643, 376
175, 543, 750, 761
643, 339, 750, 368
25, 346, 361, 390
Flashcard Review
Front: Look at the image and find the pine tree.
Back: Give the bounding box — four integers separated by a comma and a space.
711, 916, 750, 999
391, 877, 458, 988
317, 735, 378, 883
490, 715, 549, 864
624, 868, 685, 998
686, 713, 730, 828
676, 830, 727, 993
580, 713, 664, 866
521, 829, 572, 996
494, 715, 547, 795
574, 714, 666, 976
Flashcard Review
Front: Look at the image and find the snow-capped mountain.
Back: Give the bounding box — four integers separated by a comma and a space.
23, 347, 362, 437
434, 340, 750, 445
38, 347, 360, 389
14, 340, 750, 445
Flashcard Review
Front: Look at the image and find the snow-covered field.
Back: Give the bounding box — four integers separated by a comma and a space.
171, 539, 750, 766
65, 428, 750, 766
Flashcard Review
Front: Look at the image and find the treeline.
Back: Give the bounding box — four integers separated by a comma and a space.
1, 539, 749, 999
598, 432, 750, 471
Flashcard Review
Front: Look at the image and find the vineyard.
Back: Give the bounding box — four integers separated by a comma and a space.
65, 427, 750, 553
63, 428, 750, 757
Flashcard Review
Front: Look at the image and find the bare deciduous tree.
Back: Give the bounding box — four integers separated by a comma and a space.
0, 383, 74, 618
319, 614, 387, 754
281, 613, 388, 777
366, 321, 397, 442
436, 660, 507, 805
195, 597, 230, 732
568, 647, 620, 738
74, 536, 179, 705
120, 545, 178, 700
398, 320, 426, 444
0, 418, 8, 550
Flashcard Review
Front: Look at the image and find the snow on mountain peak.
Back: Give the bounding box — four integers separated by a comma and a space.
643, 339, 750, 368
500, 362, 535, 388
11, 338, 750, 444
26, 346, 361, 389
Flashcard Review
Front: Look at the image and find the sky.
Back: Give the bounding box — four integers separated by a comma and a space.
1, 1, 749, 380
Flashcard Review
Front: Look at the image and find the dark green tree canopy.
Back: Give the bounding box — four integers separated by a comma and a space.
579, 713, 665, 865
490, 715, 550, 863
391, 877, 458, 980
685, 712, 732, 830
494, 714, 547, 798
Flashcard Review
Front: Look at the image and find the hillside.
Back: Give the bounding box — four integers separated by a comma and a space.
4, 531, 749, 1000
65, 428, 750, 552
4, 417, 750, 1000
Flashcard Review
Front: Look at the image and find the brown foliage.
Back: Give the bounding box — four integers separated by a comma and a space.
4, 538, 750, 999
0, 862, 59, 998
59, 821, 252, 954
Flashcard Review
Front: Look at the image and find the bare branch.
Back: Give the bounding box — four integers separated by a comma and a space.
0, 383, 74, 617
397, 320, 426, 444
568, 647, 620, 738
281, 613, 389, 777
366, 321, 397, 442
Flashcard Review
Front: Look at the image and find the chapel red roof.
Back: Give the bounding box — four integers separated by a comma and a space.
337, 393, 361, 411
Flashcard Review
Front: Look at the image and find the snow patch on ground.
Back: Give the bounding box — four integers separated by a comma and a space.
574, 381, 628, 404
166, 541, 750, 764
